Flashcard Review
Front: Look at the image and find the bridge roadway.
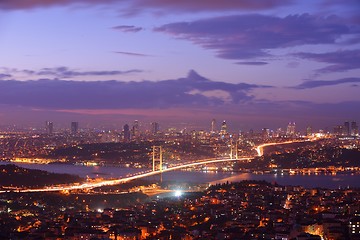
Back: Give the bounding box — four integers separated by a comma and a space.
255, 141, 297, 156
1, 157, 252, 193
1, 140, 305, 193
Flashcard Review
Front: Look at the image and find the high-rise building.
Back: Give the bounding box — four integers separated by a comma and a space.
334, 125, 344, 136
344, 121, 350, 136
45, 121, 53, 135
262, 128, 270, 139
238, 131, 244, 140
275, 128, 283, 137
306, 126, 312, 136
151, 122, 159, 135
351, 121, 358, 136
132, 120, 139, 138
286, 122, 296, 136
71, 122, 79, 134
211, 119, 216, 133
123, 124, 130, 142
220, 120, 227, 135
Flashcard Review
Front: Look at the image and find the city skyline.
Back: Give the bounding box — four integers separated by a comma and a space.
0, 0, 359, 129
3, 118, 358, 139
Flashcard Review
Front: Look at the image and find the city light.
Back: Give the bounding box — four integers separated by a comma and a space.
174, 190, 182, 197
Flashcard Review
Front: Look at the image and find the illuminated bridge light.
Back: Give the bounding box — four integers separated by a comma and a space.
4, 141, 299, 193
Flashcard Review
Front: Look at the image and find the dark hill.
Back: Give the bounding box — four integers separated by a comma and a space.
0, 164, 83, 188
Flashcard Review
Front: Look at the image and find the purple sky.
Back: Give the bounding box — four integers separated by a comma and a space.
0, 0, 359, 131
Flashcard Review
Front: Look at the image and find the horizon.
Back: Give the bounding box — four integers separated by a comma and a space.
0, 118, 358, 135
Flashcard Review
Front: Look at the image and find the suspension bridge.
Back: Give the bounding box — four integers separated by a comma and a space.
0, 141, 297, 193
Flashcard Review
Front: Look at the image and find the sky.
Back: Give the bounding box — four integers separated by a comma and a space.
0, 0, 359, 132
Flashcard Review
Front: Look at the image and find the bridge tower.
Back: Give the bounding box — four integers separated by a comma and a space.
152, 146, 163, 172
230, 139, 238, 159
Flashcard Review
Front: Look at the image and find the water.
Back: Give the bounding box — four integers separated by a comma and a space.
157, 171, 360, 189
206, 172, 360, 189
1, 162, 360, 189
0, 162, 141, 178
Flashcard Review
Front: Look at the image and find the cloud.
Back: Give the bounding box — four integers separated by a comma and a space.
124, 0, 292, 15
294, 49, 360, 73
0, 73, 11, 79
235, 61, 268, 65
37, 67, 143, 78
286, 62, 300, 68
112, 25, 143, 33
0, 0, 114, 10
321, 0, 360, 11
293, 77, 360, 89
187, 89, 232, 103
155, 14, 359, 60
0, 70, 269, 110
3, 67, 143, 78
0, 0, 291, 12
2, 99, 359, 131
114, 51, 152, 57
0, 70, 359, 129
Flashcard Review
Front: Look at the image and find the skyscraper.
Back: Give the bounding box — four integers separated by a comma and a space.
45, 121, 53, 135
333, 125, 344, 136
286, 122, 296, 136
306, 126, 312, 136
211, 119, 216, 133
262, 128, 270, 139
351, 121, 358, 136
123, 124, 130, 142
71, 122, 79, 134
344, 121, 350, 136
220, 120, 227, 135
151, 122, 159, 135
132, 120, 139, 138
